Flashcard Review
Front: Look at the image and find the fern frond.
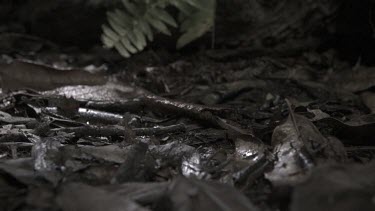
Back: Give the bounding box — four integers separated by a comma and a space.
138, 19, 154, 41
102, 0, 216, 58
144, 12, 172, 35
177, 0, 216, 49
171, 0, 195, 15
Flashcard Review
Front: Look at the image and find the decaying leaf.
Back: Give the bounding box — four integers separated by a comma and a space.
266, 110, 346, 186
228, 138, 269, 186
112, 142, 154, 184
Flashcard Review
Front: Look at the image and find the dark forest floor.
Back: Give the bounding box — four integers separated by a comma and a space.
0, 41, 375, 211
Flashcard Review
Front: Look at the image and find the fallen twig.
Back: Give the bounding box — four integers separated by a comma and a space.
51, 124, 186, 137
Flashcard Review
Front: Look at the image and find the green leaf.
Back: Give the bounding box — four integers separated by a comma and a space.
183, 0, 213, 10
110, 10, 133, 28
121, 38, 137, 53
115, 42, 131, 58
101, 34, 115, 48
108, 19, 127, 36
171, 1, 194, 15
183, 0, 202, 9
177, 0, 215, 49
134, 27, 147, 49
102, 0, 216, 58
127, 30, 143, 51
145, 13, 171, 35
138, 20, 153, 41
122, 0, 140, 17
150, 8, 177, 27
102, 25, 119, 42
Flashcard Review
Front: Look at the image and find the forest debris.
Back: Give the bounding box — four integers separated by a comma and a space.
66, 145, 128, 164
31, 138, 63, 184
259, 65, 314, 81
52, 124, 186, 137
72, 145, 130, 163
45, 107, 124, 125
151, 142, 229, 180
200, 79, 267, 105
164, 176, 259, 211
75, 108, 124, 124
111, 142, 154, 184
181, 152, 206, 179
306, 108, 330, 121
265, 104, 346, 186
9, 85, 247, 134
224, 138, 269, 186
132, 124, 186, 136
149, 141, 195, 165
57, 176, 261, 211
46, 96, 80, 118
178, 138, 269, 186
85, 99, 143, 113
32, 138, 62, 172
143, 95, 254, 136
0, 128, 40, 144
42, 82, 147, 101
290, 162, 375, 211
191, 128, 228, 145
228, 158, 269, 187
142, 94, 231, 122
234, 138, 267, 167
215, 117, 254, 137
30, 143, 153, 184
0, 110, 36, 124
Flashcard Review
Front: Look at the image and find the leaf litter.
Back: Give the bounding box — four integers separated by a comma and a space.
0, 51, 375, 211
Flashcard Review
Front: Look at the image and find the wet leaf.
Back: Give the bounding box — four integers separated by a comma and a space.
266, 112, 346, 186
149, 141, 195, 165
181, 152, 205, 179
231, 138, 269, 185
42, 81, 148, 101
112, 143, 154, 184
